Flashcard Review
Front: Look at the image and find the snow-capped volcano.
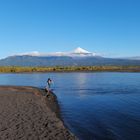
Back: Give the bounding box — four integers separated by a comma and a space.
14, 47, 99, 57
1, 48, 140, 67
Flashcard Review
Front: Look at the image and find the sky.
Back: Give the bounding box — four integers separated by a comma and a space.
0, 0, 140, 58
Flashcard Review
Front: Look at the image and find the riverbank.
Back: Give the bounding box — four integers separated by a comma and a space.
0, 86, 77, 140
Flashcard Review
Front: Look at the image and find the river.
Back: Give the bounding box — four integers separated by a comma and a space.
0, 72, 140, 140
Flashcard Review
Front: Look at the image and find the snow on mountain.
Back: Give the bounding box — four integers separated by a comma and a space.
71, 47, 97, 57
14, 48, 99, 57
15, 51, 43, 57
73, 47, 90, 54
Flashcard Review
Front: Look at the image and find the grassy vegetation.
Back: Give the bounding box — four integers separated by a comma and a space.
0, 66, 140, 73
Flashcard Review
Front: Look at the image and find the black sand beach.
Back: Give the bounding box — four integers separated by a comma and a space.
0, 86, 77, 140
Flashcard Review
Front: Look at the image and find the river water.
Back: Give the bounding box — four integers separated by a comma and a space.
0, 72, 140, 140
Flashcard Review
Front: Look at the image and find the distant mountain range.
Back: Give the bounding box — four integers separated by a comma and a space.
0, 47, 140, 66
125, 56, 140, 60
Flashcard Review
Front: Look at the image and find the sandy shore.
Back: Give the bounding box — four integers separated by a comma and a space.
0, 86, 77, 140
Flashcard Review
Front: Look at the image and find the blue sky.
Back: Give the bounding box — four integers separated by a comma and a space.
0, 0, 140, 58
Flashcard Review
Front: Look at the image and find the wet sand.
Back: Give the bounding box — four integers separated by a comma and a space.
0, 86, 77, 140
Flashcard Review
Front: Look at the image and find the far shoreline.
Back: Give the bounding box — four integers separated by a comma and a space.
0, 66, 140, 73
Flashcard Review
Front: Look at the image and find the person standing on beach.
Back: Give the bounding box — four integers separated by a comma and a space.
47, 78, 52, 89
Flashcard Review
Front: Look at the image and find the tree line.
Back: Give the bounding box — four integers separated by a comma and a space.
0, 66, 140, 73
